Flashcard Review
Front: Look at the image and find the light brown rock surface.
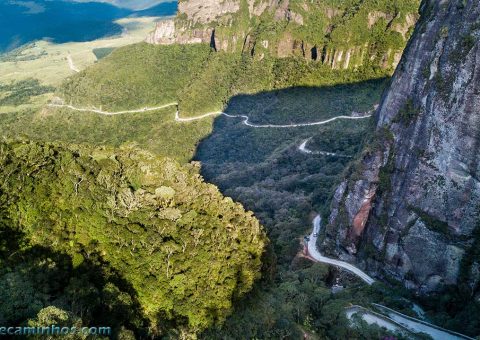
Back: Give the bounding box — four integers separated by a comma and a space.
146, 0, 420, 71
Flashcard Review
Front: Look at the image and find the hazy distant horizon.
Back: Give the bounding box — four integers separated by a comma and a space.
69, 0, 176, 10
0, 0, 177, 53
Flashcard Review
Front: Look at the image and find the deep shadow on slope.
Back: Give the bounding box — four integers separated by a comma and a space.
0, 222, 149, 338
194, 78, 435, 340
194, 79, 388, 266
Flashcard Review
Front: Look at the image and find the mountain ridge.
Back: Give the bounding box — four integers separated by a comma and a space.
146, 0, 420, 71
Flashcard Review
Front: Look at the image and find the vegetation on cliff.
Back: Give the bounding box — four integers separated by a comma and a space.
54, 40, 392, 116
173, 0, 420, 71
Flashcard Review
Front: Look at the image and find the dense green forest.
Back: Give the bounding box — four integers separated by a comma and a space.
0, 140, 266, 337
0, 42, 435, 337
2, 0, 477, 335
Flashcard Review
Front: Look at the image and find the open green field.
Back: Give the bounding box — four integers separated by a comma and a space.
0, 17, 161, 87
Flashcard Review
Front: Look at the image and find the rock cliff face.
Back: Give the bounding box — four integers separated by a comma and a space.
325, 0, 480, 295
146, 0, 420, 71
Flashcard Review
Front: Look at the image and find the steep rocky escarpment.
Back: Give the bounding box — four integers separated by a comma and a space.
146, 0, 420, 71
325, 0, 480, 295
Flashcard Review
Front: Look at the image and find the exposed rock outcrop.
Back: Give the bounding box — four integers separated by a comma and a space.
178, 0, 240, 24
146, 0, 420, 71
145, 19, 176, 44
325, 0, 480, 294
248, 0, 276, 17
367, 11, 395, 29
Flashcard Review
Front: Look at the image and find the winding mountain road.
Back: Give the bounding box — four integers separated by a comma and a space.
371, 304, 474, 340
175, 109, 372, 128
298, 139, 353, 158
49, 100, 373, 128
47, 98, 473, 338
345, 305, 409, 335
307, 215, 375, 285
48, 102, 178, 115
346, 304, 474, 339
309, 218, 473, 339
220, 111, 372, 128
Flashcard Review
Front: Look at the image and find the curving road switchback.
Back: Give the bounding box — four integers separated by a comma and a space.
307, 215, 375, 285
49, 99, 373, 128
346, 304, 474, 340
298, 138, 353, 158
177, 110, 372, 128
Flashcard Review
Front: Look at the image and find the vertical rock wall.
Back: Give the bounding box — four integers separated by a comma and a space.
326, 0, 480, 295
145, 0, 420, 71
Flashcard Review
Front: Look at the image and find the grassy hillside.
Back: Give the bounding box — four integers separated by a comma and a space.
0, 106, 212, 163
56, 42, 391, 115
0, 140, 266, 337
59, 43, 212, 111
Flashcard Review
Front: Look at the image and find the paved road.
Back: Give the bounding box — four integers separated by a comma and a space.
51, 99, 373, 128
307, 215, 375, 285
176, 110, 372, 128
347, 304, 474, 339
221, 112, 372, 128
299, 138, 353, 158
345, 306, 408, 335
372, 304, 474, 340
48, 102, 178, 115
